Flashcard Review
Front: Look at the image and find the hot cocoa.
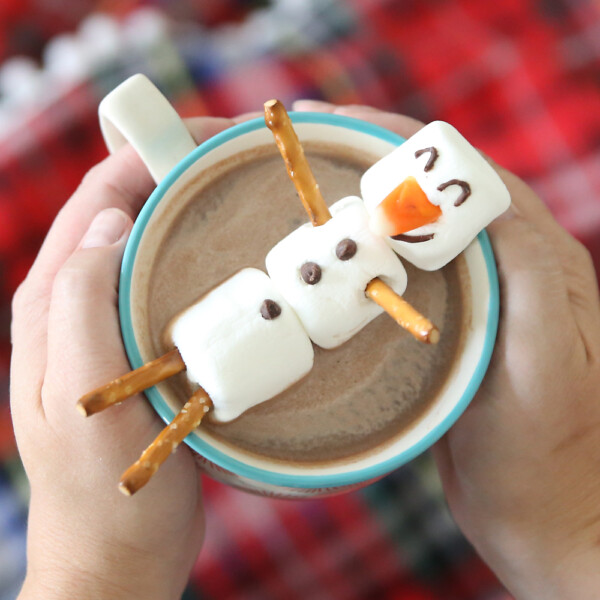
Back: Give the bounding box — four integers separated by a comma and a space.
141, 142, 469, 466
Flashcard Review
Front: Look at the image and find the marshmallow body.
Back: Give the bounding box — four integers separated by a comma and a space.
170, 268, 314, 422
361, 121, 511, 270
266, 196, 407, 349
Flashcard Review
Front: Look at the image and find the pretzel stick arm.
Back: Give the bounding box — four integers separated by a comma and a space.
366, 279, 439, 344
264, 99, 439, 345
264, 99, 332, 227
119, 388, 213, 496
76, 348, 186, 417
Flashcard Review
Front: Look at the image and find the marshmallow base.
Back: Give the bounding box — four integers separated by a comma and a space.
170, 268, 314, 422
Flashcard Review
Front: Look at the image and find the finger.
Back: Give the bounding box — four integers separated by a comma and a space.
292, 99, 340, 112
292, 100, 425, 137
431, 436, 457, 500
233, 111, 263, 123
184, 116, 236, 145
490, 166, 600, 353
491, 162, 574, 247
36, 209, 191, 507
486, 214, 591, 367
42, 209, 158, 442
9, 148, 149, 419
432, 214, 580, 493
292, 100, 383, 113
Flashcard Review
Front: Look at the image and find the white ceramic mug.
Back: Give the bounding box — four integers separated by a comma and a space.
99, 74, 500, 498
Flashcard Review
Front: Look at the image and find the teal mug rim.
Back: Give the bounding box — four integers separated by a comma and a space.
119, 112, 500, 489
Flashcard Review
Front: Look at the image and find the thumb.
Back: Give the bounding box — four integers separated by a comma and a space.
42, 208, 148, 429
486, 212, 588, 370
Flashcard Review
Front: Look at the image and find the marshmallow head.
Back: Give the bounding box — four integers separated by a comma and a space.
266, 196, 407, 349
169, 268, 314, 422
361, 121, 511, 270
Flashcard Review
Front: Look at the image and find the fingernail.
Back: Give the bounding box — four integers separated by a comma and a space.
81, 209, 130, 249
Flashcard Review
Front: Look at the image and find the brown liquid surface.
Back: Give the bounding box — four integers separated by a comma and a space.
146, 143, 469, 466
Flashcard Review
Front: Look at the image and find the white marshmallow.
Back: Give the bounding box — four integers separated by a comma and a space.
266, 196, 407, 349
169, 268, 314, 422
361, 121, 511, 270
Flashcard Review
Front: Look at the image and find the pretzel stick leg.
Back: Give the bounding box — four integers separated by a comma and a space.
264, 99, 439, 344
119, 388, 213, 496
76, 348, 186, 417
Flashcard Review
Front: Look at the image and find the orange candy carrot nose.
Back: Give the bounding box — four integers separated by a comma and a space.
372, 176, 442, 237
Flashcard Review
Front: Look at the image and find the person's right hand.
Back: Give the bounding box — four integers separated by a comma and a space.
293, 101, 600, 600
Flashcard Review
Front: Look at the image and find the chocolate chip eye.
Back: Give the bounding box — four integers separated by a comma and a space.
335, 238, 357, 261
300, 262, 322, 285
415, 146, 438, 172
260, 299, 281, 320
437, 179, 471, 206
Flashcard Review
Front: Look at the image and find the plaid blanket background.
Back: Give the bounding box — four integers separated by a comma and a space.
1, 1, 599, 598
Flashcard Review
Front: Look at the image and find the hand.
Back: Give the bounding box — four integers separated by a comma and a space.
10, 117, 236, 600
294, 101, 600, 599
434, 166, 600, 599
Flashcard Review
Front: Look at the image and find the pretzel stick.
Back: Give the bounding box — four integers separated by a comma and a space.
264, 99, 439, 344
365, 279, 440, 344
119, 387, 213, 496
264, 99, 331, 227
76, 348, 186, 416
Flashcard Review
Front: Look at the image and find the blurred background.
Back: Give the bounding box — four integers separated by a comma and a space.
0, 1, 599, 598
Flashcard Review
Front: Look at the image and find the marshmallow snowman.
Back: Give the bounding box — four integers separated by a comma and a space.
361, 121, 511, 271
170, 268, 314, 422
266, 196, 407, 349
167, 120, 509, 422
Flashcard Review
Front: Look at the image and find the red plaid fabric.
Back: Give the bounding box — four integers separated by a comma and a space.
1, 1, 599, 598
191, 457, 508, 600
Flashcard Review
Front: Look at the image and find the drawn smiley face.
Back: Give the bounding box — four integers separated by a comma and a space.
361, 121, 511, 271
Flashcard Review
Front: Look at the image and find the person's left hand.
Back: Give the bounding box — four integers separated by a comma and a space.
11, 118, 234, 600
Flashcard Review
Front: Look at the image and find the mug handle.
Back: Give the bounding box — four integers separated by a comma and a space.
98, 74, 197, 184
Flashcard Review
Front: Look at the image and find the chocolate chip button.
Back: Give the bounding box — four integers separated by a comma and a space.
300, 261, 322, 285
260, 299, 282, 320
335, 238, 357, 261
